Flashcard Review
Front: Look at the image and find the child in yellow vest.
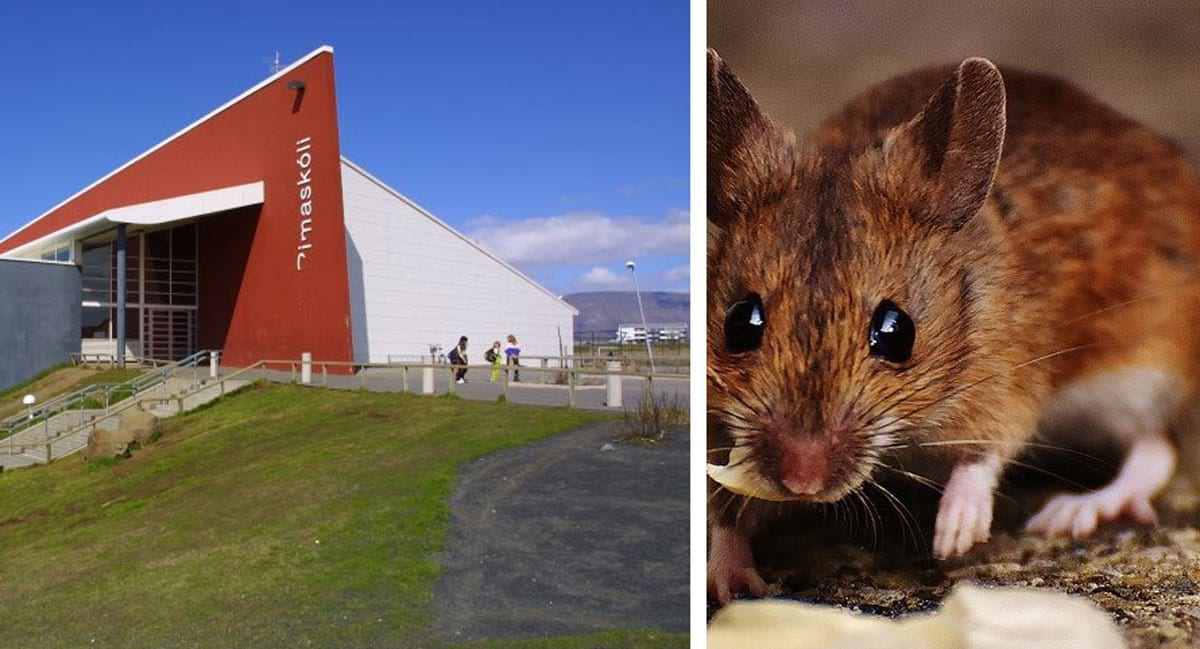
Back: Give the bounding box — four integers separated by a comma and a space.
487, 340, 504, 382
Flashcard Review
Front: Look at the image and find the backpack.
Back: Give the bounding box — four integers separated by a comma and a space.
484, 348, 497, 363
448, 347, 462, 364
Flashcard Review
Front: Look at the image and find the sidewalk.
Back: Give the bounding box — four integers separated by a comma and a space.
432, 420, 689, 641
238, 365, 690, 411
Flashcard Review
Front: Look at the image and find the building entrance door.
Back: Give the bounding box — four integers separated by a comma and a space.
142, 308, 196, 361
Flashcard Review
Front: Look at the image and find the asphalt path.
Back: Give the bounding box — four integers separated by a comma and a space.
431, 421, 689, 641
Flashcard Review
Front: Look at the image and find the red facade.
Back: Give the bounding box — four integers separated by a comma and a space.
0, 50, 354, 368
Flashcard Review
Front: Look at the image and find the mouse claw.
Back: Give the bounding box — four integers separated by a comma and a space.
933, 461, 998, 558
1025, 490, 1157, 539
709, 525, 768, 605
710, 566, 769, 606
933, 493, 992, 558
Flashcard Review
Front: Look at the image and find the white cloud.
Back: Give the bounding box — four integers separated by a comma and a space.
467, 214, 503, 228
577, 266, 626, 290
465, 209, 690, 268
662, 264, 690, 283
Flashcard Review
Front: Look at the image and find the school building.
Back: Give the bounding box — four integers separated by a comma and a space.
0, 46, 576, 389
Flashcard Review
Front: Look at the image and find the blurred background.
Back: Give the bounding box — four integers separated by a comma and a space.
708, 0, 1200, 159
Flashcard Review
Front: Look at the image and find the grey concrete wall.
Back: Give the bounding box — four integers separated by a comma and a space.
0, 259, 81, 393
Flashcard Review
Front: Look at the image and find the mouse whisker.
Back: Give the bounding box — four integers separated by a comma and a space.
875, 463, 944, 494
851, 342, 971, 427
853, 369, 933, 424
914, 438, 1115, 465
996, 455, 1105, 493
839, 492, 854, 537
907, 343, 1095, 428
709, 486, 745, 524
707, 403, 756, 428
835, 495, 853, 538
834, 342, 1094, 460
1054, 281, 1200, 329
850, 487, 881, 550
866, 479, 926, 550
716, 423, 759, 442
706, 484, 731, 507
857, 414, 914, 439
706, 404, 746, 419
733, 492, 755, 530
1021, 437, 1116, 470
901, 439, 1110, 491
726, 388, 773, 426
1008, 343, 1097, 371
873, 344, 1091, 430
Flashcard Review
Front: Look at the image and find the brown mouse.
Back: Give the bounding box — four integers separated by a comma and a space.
707, 49, 1200, 604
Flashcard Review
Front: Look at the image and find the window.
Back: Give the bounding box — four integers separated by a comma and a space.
40, 244, 71, 262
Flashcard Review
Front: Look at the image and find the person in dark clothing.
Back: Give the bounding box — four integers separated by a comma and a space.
448, 335, 469, 383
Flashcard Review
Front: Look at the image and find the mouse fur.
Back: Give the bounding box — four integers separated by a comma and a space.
707, 49, 1200, 604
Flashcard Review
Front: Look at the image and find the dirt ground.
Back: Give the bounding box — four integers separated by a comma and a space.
712, 435, 1200, 649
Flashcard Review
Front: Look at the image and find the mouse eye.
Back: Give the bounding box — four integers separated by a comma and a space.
868, 300, 914, 363
725, 293, 766, 353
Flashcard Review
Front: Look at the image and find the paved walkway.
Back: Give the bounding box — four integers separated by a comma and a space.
240, 366, 689, 412
432, 421, 689, 641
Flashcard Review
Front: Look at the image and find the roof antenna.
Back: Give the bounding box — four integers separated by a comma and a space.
264, 51, 283, 75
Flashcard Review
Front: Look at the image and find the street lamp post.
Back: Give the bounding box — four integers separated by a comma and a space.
16, 394, 36, 457
625, 260, 656, 374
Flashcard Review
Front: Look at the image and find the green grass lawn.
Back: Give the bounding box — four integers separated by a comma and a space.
0, 366, 144, 421
0, 383, 688, 648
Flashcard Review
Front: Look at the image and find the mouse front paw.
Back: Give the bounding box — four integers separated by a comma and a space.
933, 489, 994, 558
708, 560, 768, 606
1025, 489, 1157, 539
933, 461, 998, 558
708, 525, 768, 605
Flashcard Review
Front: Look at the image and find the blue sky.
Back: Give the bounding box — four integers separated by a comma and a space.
0, 1, 689, 294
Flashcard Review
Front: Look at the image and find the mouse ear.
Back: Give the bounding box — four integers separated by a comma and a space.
886, 57, 1006, 231
708, 49, 787, 239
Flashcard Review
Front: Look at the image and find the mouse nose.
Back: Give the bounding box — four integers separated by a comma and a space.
778, 438, 830, 496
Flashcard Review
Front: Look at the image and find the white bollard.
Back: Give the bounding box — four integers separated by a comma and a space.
422, 366, 435, 394
301, 352, 312, 384
210, 351, 220, 379
605, 360, 622, 408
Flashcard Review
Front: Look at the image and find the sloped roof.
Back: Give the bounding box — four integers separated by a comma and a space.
340, 157, 578, 315
0, 46, 334, 256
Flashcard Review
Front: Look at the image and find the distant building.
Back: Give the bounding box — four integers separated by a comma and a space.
615, 323, 688, 344
0, 46, 576, 378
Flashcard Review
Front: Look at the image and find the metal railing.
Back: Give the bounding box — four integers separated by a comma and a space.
69, 352, 120, 367
126, 355, 686, 412
1, 350, 219, 448
379, 352, 689, 373
242, 357, 687, 410
0, 352, 685, 466
69, 352, 187, 369
520, 354, 689, 374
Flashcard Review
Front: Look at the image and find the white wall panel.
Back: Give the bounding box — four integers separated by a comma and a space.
341, 159, 576, 364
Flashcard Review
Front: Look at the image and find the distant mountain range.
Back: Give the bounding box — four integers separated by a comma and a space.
564, 291, 690, 339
